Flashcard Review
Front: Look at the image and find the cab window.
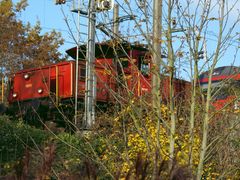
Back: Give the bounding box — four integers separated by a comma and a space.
139, 56, 150, 76
79, 68, 86, 80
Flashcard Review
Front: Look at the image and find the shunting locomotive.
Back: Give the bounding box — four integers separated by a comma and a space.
7, 42, 191, 126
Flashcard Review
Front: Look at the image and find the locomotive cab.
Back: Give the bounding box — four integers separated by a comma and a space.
66, 42, 153, 98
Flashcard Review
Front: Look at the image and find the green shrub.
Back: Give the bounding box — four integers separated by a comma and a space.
0, 115, 50, 174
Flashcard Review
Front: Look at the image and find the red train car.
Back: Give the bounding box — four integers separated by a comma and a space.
199, 66, 240, 110
8, 42, 190, 125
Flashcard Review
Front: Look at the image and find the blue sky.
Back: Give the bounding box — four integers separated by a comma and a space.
13, 0, 81, 55
12, 0, 240, 76
12, 0, 135, 56
12, 0, 147, 53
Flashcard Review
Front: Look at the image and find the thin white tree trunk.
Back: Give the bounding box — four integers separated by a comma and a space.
197, 1, 225, 179
167, 0, 176, 170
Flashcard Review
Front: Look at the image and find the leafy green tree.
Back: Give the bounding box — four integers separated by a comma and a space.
0, 0, 64, 76
22, 22, 64, 69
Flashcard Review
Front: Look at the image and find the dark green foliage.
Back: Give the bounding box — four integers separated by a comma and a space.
0, 115, 49, 165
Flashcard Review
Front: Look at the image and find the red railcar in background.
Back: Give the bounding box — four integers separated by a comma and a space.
199, 66, 240, 110
7, 42, 190, 125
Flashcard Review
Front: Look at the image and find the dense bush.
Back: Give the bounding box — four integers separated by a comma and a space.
0, 107, 239, 179
0, 116, 50, 175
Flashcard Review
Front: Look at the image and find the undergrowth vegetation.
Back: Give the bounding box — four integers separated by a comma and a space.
0, 100, 239, 179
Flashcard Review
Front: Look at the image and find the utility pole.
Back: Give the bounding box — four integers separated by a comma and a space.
84, 0, 114, 129
84, 0, 96, 129
56, 0, 113, 129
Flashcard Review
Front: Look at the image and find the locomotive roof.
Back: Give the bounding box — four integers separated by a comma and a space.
199, 66, 240, 79
66, 42, 149, 59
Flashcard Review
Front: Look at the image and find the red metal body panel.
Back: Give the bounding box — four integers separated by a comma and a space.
212, 96, 234, 110
95, 58, 117, 102
75, 58, 117, 102
200, 74, 240, 84
9, 61, 74, 103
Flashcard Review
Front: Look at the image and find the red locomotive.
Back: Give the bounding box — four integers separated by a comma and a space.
199, 66, 240, 110
7, 42, 190, 125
